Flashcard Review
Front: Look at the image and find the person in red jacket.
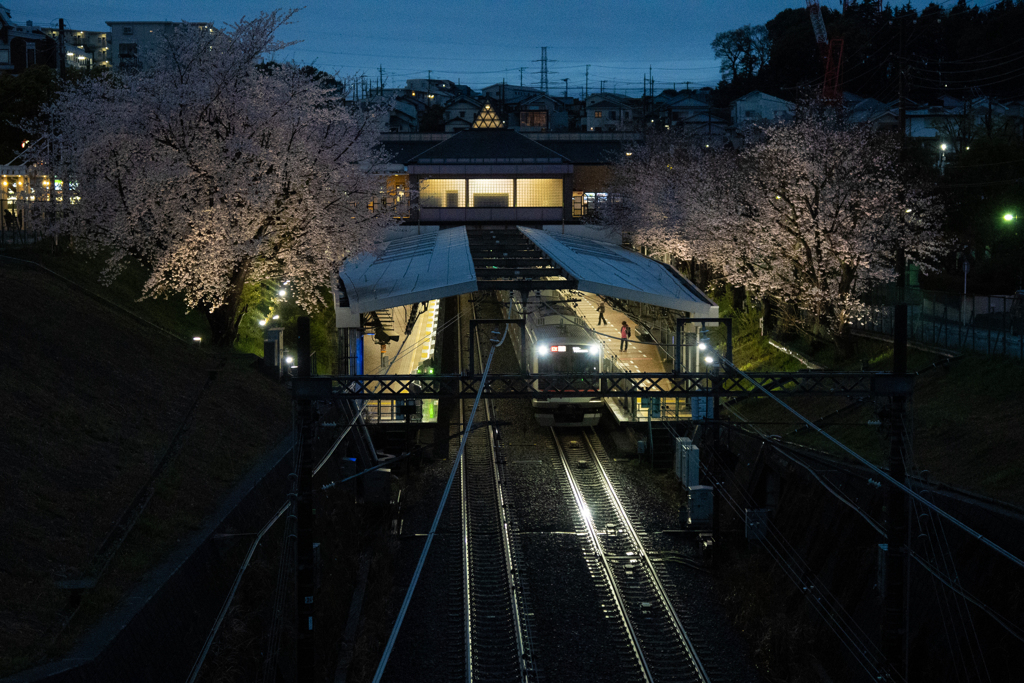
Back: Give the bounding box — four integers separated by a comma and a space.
620, 321, 630, 352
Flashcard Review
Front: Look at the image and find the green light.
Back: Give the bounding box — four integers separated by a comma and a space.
1004, 213, 1016, 222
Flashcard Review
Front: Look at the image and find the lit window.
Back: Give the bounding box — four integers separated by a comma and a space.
594, 111, 603, 118
520, 111, 548, 128
516, 179, 562, 207
469, 179, 513, 207
419, 179, 465, 208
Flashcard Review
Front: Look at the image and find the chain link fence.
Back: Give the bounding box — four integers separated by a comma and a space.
853, 289, 1024, 359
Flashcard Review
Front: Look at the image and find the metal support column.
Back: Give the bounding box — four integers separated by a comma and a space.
295, 317, 316, 682
883, 249, 909, 680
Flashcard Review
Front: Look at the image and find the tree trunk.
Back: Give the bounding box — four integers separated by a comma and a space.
203, 263, 250, 347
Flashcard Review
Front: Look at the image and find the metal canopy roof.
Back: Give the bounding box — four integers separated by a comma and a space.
518, 227, 719, 316
339, 228, 477, 314
339, 225, 717, 317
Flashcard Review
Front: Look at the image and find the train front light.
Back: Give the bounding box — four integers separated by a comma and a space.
589, 345, 599, 354
538, 345, 549, 356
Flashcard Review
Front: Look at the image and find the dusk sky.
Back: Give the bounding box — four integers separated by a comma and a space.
17, 1, 962, 95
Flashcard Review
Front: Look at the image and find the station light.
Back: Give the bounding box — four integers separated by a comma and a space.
1004, 213, 1016, 222
704, 355, 715, 365
697, 341, 707, 351
286, 356, 294, 365
278, 289, 287, 297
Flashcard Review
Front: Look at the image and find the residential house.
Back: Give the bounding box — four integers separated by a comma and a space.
481, 82, 545, 102
845, 93, 898, 133
585, 93, 636, 132
0, 5, 57, 73
731, 91, 795, 125
106, 20, 212, 71
405, 78, 459, 107
508, 93, 570, 133
388, 96, 420, 133
443, 95, 482, 133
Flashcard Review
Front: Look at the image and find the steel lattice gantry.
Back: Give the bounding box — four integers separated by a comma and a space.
293, 371, 913, 401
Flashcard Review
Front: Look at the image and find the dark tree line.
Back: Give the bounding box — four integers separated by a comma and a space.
712, 1, 1024, 106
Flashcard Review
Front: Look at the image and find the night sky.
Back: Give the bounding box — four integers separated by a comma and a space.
17, 1, 960, 95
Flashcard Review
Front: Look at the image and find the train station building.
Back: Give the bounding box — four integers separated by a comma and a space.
322, 126, 719, 424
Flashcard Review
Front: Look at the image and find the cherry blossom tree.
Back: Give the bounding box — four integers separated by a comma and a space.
615, 110, 949, 343
34, 11, 399, 345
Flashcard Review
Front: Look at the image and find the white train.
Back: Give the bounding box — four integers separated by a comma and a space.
508, 291, 604, 427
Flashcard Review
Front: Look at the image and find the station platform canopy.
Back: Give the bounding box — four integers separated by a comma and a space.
339, 225, 718, 317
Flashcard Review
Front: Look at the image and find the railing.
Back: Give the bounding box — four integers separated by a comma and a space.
363, 398, 438, 423
853, 289, 1024, 359
297, 371, 900, 401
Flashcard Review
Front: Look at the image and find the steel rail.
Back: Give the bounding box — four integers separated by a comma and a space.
458, 306, 474, 682
582, 430, 712, 683
469, 295, 532, 683
551, 427, 654, 683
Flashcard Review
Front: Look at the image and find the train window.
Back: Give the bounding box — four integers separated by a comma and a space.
538, 348, 599, 374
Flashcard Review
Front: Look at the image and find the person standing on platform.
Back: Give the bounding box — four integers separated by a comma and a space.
597, 301, 607, 325
620, 321, 630, 352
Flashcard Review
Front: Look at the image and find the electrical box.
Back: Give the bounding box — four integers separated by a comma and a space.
675, 437, 699, 488
688, 485, 714, 529
263, 327, 284, 378
691, 395, 713, 421
745, 508, 770, 541
877, 543, 888, 597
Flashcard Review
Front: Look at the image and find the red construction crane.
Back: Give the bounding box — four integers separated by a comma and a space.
806, 0, 844, 101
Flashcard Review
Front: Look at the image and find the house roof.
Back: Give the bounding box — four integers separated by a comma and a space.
407, 128, 570, 165
731, 91, 794, 106
444, 95, 482, 109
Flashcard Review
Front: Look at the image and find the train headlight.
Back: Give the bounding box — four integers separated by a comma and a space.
538, 346, 549, 355
589, 345, 599, 354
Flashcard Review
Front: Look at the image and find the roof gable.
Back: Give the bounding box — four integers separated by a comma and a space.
408, 128, 569, 164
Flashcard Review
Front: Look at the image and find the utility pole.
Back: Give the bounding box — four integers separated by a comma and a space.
562, 77, 569, 97
519, 66, 525, 86
539, 46, 549, 95
58, 18, 65, 79
379, 65, 385, 94
882, 249, 910, 681
649, 65, 654, 99
600, 80, 606, 93
295, 316, 316, 683
897, 22, 906, 148
585, 64, 590, 98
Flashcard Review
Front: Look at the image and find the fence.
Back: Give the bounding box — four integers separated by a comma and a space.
853, 289, 1024, 360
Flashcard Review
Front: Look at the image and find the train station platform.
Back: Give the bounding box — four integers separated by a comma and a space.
361, 299, 441, 423
568, 292, 694, 424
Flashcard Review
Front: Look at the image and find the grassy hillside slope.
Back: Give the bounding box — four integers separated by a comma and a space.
0, 254, 292, 675
718, 301, 1024, 508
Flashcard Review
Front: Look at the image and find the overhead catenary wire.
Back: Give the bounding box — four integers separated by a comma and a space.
370, 297, 512, 683
714, 354, 1024, 573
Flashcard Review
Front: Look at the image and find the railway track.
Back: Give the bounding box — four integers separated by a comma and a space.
552, 427, 711, 683
449, 296, 535, 682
